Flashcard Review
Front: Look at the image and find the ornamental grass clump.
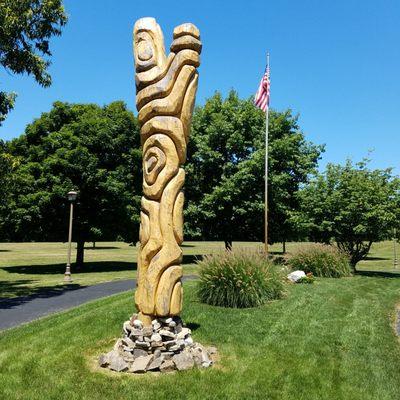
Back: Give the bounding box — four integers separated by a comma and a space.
197, 249, 285, 308
288, 244, 351, 278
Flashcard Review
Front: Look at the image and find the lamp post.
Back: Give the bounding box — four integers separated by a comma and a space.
64, 190, 77, 282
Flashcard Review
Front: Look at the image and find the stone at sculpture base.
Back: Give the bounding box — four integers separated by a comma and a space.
99, 314, 216, 374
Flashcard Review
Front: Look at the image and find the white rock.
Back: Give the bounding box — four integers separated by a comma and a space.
287, 270, 306, 283
123, 320, 132, 334
177, 327, 191, 340
151, 333, 162, 342
133, 319, 143, 329
184, 337, 194, 345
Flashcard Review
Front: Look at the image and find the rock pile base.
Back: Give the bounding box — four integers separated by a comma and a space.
99, 314, 216, 374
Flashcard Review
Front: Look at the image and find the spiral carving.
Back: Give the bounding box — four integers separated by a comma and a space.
133, 18, 201, 324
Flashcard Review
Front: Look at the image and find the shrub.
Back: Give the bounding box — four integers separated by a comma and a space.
197, 249, 285, 308
297, 272, 315, 284
288, 244, 351, 278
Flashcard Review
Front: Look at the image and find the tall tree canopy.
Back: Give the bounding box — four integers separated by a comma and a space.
298, 160, 400, 269
0, 0, 67, 124
2, 101, 142, 267
184, 91, 324, 248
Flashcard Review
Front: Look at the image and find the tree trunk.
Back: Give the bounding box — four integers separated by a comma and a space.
93, 241, 96, 249
225, 240, 233, 251
283, 241, 286, 254
76, 240, 85, 270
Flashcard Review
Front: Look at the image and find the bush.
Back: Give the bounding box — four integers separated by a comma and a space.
297, 273, 315, 284
197, 249, 285, 308
288, 244, 351, 278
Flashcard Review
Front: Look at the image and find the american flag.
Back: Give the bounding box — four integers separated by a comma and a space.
254, 64, 270, 112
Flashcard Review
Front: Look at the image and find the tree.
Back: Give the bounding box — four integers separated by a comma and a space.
299, 160, 400, 270
184, 91, 323, 249
0, 0, 67, 123
0, 140, 20, 225
3, 101, 142, 267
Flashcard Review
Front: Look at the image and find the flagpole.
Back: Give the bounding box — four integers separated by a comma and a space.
264, 52, 270, 255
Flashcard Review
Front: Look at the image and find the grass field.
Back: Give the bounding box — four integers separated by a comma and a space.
1, 277, 400, 399
0, 241, 398, 298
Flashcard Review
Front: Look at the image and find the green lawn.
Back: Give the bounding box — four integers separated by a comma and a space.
1, 277, 400, 399
0, 241, 398, 298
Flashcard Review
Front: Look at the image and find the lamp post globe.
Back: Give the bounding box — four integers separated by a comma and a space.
67, 191, 77, 203
64, 190, 78, 282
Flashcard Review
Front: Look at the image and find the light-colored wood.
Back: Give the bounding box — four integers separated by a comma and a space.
133, 18, 201, 324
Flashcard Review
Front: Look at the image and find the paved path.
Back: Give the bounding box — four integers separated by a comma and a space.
0, 276, 195, 331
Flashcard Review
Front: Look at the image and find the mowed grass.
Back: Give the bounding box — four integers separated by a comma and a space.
0, 241, 229, 298
0, 241, 398, 298
1, 278, 400, 399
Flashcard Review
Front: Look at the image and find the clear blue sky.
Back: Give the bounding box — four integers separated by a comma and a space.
0, 0, 399, 173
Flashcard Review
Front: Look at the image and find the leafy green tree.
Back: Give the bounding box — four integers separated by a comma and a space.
3, 101, 142, 268
185, 91, 323, 249
0, 0, 67, 123
0, 140, 20, 217
299, 160, 400, 270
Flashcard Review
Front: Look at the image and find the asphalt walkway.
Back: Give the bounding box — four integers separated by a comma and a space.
0, 276, 195, 331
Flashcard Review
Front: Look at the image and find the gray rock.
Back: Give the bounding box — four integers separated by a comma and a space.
159, 329, 175, 339
135, 340, 150, 349
172, 351, 195, 371
133, 348, 148, 358
130, 355, 153, 373
122, 337, 135, 348
129, 328, 144, 337
165, 317, 173, 324
162, 351, 174, 360
164, 340, 177, 348
98, 353, 109, 367
153, 349, 162, 359
122, 353, 135, 362
142, 326, 153, 337
160, 359, 175, 372
109, 352, 129, 372
113, 339, 123, 352
147, 356, 163, 371
191, 347, 203, 366
151, 341, 164, 348
169, 344, 181, 352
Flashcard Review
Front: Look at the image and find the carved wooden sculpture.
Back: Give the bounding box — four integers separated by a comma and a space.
133, 18, 201, 325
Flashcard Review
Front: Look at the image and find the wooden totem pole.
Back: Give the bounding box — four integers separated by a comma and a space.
133, 18, 201, 326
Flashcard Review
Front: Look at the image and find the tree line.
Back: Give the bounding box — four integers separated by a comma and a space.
1, 93, 399, 270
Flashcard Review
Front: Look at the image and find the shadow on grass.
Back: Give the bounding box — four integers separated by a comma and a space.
186, 322, 201, 331
83, 246, 120, 250
0, 261, 137, 275
355, 270, 400, 278
0, 255, 201, 276
0, 280, 85, 309
0, 249, 11, 252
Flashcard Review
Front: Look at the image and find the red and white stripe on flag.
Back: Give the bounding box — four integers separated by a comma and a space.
254, 65, 270, 112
